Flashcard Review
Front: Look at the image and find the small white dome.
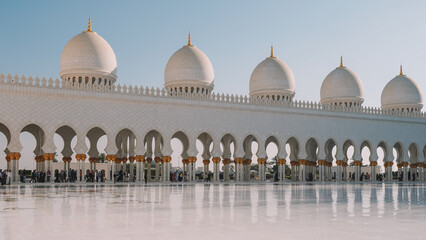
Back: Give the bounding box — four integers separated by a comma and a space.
381, 69, 423, 111
164, 36, 214, 93
320, 60, 364, 106
249, 50, 295, 100
60, 22, 117, 83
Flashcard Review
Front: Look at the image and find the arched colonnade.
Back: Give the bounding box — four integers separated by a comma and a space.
1, 122, 425, 183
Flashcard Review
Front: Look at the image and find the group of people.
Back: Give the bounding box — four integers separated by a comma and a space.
29, 170, 50, 183
53, 169, 79, 182
0, 169, 11, 185
85, 170, 105, 182
113, 170, 132, 183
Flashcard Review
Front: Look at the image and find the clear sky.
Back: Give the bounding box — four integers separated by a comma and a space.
0, 0, 425, 107
0, 0, 424, 170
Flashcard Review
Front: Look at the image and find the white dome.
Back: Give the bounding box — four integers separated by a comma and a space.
164, 40, 214, 92
249, 54, 295, 99
381, 71, 423, 111
320, 61, 364, 105
60, 26, 117, 83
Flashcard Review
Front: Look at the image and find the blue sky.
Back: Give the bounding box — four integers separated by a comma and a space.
0, 0, 425, 107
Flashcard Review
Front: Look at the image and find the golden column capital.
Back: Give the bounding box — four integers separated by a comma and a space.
8, 152, 21, 160
384, 161, 394, 167
298, 159, 307, 165
188, 156, 197, 163
234, 158, 243, 164
222, 158, 231, 164
290, 161, 299, 166
76, 154, 87, 161
212, 157, 221, 164
278, 159, 286, 165
162, 156, 171, 162
43, 153, 55, 161
136, 155, 145, 162
202, 159, 210, 165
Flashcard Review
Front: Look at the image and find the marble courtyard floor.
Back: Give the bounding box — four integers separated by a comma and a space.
1, 182, 425, 240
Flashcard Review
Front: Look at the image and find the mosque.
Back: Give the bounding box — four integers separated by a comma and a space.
0, 19, 425, 183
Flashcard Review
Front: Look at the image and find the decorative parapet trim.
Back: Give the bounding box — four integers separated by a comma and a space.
1, 73, 425, 119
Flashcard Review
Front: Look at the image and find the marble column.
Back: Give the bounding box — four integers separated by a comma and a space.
244, 159, 251, 181
7, 153, 21, 182
43, 153, 54, 181
129, 156, 135, 182
188, 156, 197, 181
370, 161, 377, 181
353, 160, 362, 181
154, 157, 161, 181
106, 154, 115, 181
298, 160, 306, 182
402, 162, 409, 182
62, 157, 71, 180
135, 155, 145, 182
234, 158, 243, 182
342, 162, 348, 181
384, 161, 393, 181
146, 157, 152, 182
162, 156, 171, 182
290, 161, 298, 181
257, 158, 265, 181
223, 158, 230, 182
212, 157, 220, 181
76, 154, 87, 181
202, 159, 210, 180
278, 159, 286, 182
397, 163, 402, 180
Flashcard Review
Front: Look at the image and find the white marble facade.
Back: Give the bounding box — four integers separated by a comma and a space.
0, 21, 425, 183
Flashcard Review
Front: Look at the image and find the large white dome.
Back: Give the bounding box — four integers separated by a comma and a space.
320, 59, 364, 106
381, 68, 423, 112
249, 48, 295, 100
164, 35, 214, 93
60, 21, 117, 84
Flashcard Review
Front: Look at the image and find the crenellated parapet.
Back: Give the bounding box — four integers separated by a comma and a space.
0, 72, 425, 119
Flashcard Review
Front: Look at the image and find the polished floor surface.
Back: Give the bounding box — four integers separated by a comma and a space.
1, 183, 425, 240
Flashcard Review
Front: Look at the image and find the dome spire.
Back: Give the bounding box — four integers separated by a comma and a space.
399, 65, 405, 76
339, 56, 344, 68
267, 45, 276, 58
186, 33, 192, 46
84, 18, 92, 32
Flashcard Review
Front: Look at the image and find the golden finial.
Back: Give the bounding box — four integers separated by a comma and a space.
267, 45, 276, 58
84, 18, 92, 32
339, 56, 344, 68
399, 65, 404, 76
186, 33, 192, 46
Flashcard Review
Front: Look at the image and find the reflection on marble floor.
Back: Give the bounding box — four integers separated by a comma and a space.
1, 184, 425, 240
